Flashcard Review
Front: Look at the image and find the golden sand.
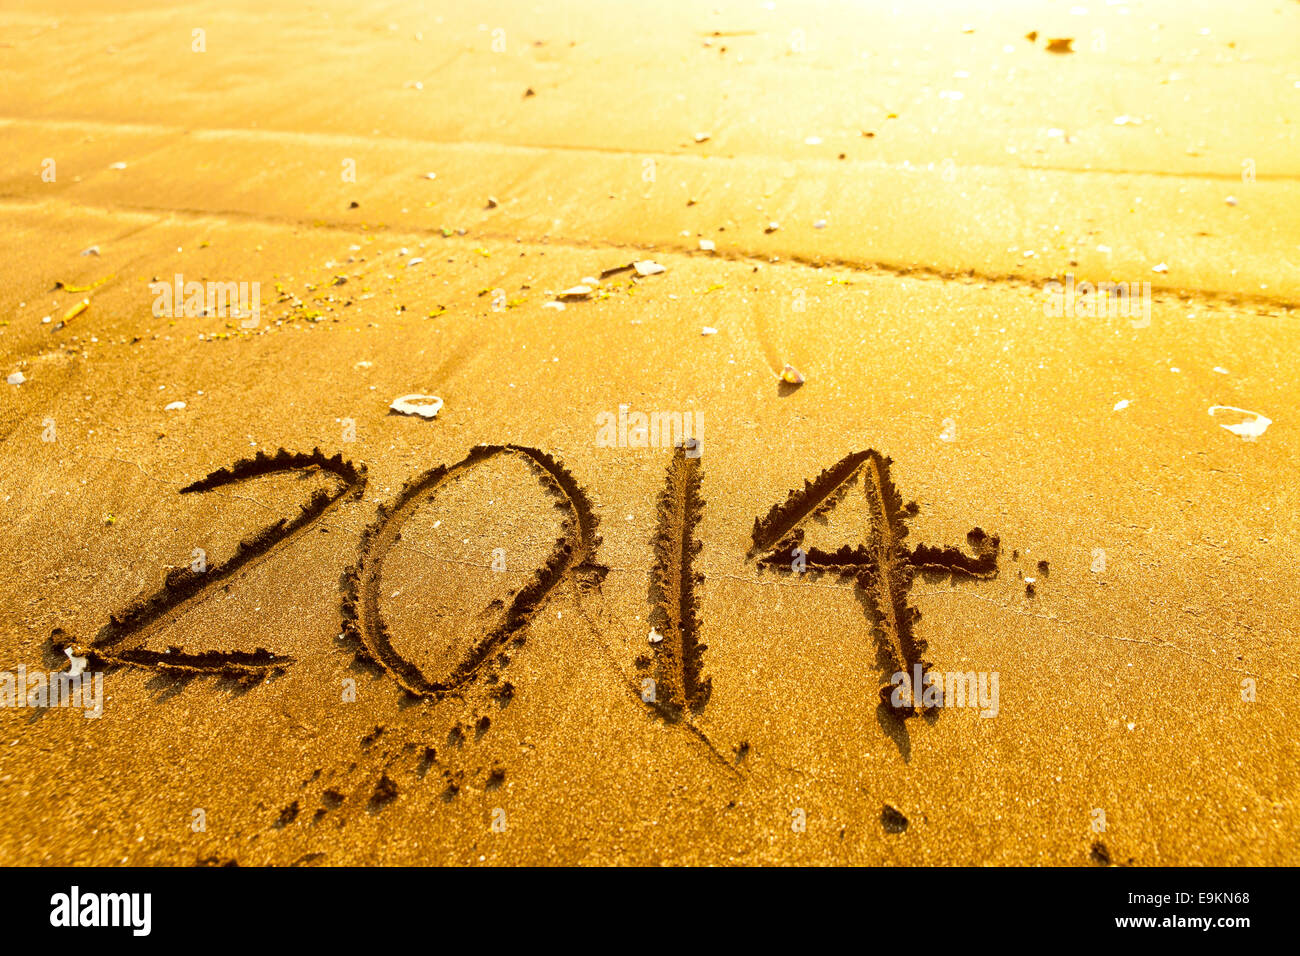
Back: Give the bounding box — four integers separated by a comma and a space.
0, 0, 1296, 865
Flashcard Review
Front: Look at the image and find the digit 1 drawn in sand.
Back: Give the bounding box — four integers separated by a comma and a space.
341, 445, 606, 698
749, 449, 999, 717
646, 443, 711, 718
54, 449, 368, 679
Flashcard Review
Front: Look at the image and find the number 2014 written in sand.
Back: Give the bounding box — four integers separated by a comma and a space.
55, 442, 1001, 724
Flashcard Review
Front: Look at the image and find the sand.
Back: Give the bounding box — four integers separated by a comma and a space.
0, 0, 1296, 865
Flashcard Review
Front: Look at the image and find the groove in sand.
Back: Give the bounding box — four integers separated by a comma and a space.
647, 444, 710, 718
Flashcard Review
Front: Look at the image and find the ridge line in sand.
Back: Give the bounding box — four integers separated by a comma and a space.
5, 116, 1300, 184
3, 196, 1293, 315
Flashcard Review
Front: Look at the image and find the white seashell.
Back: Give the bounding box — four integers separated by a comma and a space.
1208, 405, 1271, 441
390, 394, 443, 419
65, 647, 87, 677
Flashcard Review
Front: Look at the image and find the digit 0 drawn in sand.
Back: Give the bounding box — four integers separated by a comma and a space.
749, 449, 999, 718
53, 449, 367, 680
341, 444, 606, 698
645, 443, 711, 719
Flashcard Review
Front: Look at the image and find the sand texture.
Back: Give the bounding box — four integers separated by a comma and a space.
0, 0, 1296, 865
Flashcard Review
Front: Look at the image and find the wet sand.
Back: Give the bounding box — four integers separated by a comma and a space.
0, 0, 1296, 865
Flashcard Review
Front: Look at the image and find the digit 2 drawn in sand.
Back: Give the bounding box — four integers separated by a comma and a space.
55, 449, 368, 678
748, 449, 1000, 716
341, 444, 606, 698
646, 443, 711, 718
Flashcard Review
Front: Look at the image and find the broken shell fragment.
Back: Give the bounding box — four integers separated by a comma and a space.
633, 260, 666, 276
699, 239, 716, 252
56, 299, 90, 330
648, 627, 664, 644
780, 363, 806, 385
556, 285, 592, 300
1208, 405, 1271, 441
390, 394, 444, 419
65, 647, 88, 677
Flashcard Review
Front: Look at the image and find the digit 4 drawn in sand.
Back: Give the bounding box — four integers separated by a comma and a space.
747, 449, 1000, 717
